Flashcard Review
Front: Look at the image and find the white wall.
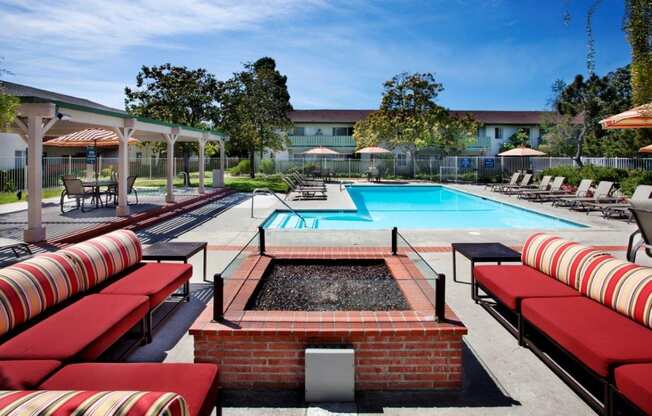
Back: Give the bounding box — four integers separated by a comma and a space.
484, 125, 541, 155
0, 133, 27, 170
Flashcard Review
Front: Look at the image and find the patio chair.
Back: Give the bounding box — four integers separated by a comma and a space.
107, 175, 139, 205
569, 181, 618, 212
367, 166, 380, 182
0, 237, 32, 258
282, 176, 327, 200
521, 176, 568, 202
60, 176, 93, 213
626, 199, 652, 262
516, 175, 552, 198
501, 173, 533, 195
550, 179, 593, 207
490, 172, 520, 192
586, 184, 652, 220
286, 174, 326, 190
291, 172, 325, 187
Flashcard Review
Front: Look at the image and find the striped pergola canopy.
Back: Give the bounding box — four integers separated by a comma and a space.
45, 128, 140, 148
600, 102, 652, 130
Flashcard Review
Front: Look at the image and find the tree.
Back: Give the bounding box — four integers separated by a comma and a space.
218, 57, 293, 178
499, 129, 531, 153
0, 62, 19, 131
539, 113, 582, 156
624, 0, 652, 144
124, 64, 221, 185
353, 72, 477, 158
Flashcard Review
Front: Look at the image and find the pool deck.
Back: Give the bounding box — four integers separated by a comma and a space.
2, 181, 642, 415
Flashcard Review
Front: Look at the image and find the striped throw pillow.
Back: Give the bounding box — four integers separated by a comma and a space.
578, 256, 652, 329
0, 390, 189, 416
60, 230, 142, 289
0, 252, 82, 336
521, 233, 607, 288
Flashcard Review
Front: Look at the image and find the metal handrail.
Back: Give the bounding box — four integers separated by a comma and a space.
251, 187, 306, 226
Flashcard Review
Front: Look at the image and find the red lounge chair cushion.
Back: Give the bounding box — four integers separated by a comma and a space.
474, 265, 581, 310
614, 364, 652, 415
0, 390, 188, 416
100, 263, 192, 308
577, 255, 652, 329
0, 294, 148, 361
521, 233, 606, 288
40, 363, 219, 416
59, 229, 142, 288
0, 360, 61, 389
522, 297, 652, 377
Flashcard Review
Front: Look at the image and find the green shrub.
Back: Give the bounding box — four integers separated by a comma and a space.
228, 160, 251, 176
100, 167, 115, 178
540, 165, 651, 196
258, 159, 275, 175
620, 169, 652, 196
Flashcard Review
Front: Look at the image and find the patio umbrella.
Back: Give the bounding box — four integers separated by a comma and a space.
497, 146, 546, 178
639, 144, 652, 154
45, 129, 140, 179
356, 146, 391, 168
600, 102, 652, 130
302, 146, 340, 175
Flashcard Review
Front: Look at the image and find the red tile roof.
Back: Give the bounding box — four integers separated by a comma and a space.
288, 109, 557, 125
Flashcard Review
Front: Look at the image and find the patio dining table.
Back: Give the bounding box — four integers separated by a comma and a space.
82, 180, 117, 209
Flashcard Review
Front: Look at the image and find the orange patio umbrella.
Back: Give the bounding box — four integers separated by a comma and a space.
600, 102, 652, 130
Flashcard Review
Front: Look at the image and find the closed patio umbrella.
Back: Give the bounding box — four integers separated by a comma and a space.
600, 102, 652, 130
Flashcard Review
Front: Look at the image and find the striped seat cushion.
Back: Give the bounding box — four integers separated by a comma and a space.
0, 252, 82, 337
521, 233, 606, 288
0, 390, 189, 416
578, 256, 652, 329
60, 230, 142, 289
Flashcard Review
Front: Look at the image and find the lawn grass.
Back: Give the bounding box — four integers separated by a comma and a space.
0, 189, 62, 205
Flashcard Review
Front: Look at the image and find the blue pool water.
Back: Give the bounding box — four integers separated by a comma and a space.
262, 185, 585, 230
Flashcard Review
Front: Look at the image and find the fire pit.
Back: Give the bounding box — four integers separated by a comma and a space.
191, 248, 467, 391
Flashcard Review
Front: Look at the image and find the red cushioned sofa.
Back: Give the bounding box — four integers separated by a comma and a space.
473, 233, 652, 416
0, 230, 219, 416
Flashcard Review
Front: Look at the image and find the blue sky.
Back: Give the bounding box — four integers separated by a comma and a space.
0, 0, 631, 111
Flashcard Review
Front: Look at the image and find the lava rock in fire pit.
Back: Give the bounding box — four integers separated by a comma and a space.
246, 260, 410, 311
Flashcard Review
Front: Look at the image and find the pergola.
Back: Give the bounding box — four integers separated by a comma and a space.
4, 82, 226, 242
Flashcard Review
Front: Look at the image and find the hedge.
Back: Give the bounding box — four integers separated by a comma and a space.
540, 165, 652, 196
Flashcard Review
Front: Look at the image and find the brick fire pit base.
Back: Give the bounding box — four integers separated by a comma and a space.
190, 248, 467, 391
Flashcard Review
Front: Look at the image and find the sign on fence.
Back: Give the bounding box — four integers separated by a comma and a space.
460, 158, 472, 169
85, 147, 97, 164
483, 159, 495, 169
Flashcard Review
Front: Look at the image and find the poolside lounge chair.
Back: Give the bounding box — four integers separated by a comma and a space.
500, 174, 533, 194
291, 172, 326, 188
586, 184, 652, 220
0, 237, 32, 258
516, 175, 552, 198
282, 177, 327, 200
626, 199, 652, 262
490, 172, 520, 191
286, 174, 326, 191
568, 181, 617, 211
550, 179, 593, 207
521, 176, 568, 202
60, 176, 94, 213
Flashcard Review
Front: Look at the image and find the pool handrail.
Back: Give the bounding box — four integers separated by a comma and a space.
251, 187, 306, 227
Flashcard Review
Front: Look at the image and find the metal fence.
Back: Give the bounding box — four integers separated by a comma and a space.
0, 156, 242, 192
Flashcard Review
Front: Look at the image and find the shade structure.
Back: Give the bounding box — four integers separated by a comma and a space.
497, 147, 546, 157
45, 128, 140, 148
356, 146, 391, 155
600, 102, 652, 130
302, 146, 340, 155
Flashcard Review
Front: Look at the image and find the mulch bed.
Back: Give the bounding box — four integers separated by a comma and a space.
246, 259, 409, 311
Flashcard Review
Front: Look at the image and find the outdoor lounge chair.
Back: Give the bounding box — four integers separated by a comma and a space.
490, 172, 520, 191
500, 173, 533, 194
291, 172, 326, 187
520, 176, 567, 202
516, 175, 552, 198
0, 237, 32, 258
282, 177, 327, 200
60, 176, 94, 213
568, 181, 617, 211
285, 175, 326, 191
626, 199, 652, 262
550, 179, 593, 207
585, 184, 652, 220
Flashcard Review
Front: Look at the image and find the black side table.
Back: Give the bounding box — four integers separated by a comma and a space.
142, 241, 208, 283
451, 243, 521, 299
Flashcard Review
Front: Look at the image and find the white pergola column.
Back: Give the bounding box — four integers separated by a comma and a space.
113, 125, 135, 216
198, 134, 208, 194
164, 129, 178, 203
16, 115, 57, 242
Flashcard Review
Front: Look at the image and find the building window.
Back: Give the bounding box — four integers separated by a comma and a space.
396, 153, 407, 167
291, 127, 305, 136
315, 128, 323, 136
332, 127, 354, 136
494, 127, 503, 139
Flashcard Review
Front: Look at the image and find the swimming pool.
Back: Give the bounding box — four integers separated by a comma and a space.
263, 185, 585, 230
